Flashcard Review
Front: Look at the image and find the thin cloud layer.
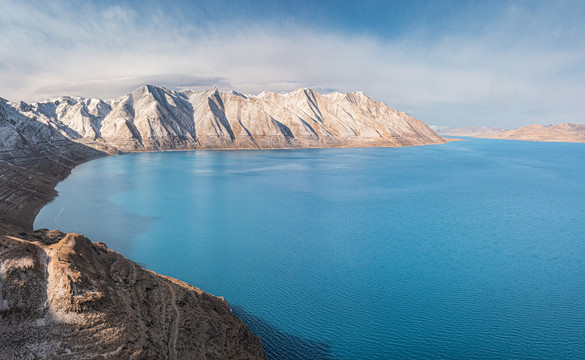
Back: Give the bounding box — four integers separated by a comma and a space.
0, 0, 584, 128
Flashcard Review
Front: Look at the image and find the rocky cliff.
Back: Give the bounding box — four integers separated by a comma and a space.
0, 230, 266, 359
0, 85, 444, 359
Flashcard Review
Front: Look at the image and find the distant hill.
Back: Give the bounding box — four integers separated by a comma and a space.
437, 126, 507, 137
477, 123, 585, 142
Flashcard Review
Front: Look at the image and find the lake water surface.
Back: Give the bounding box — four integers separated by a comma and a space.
35, 138, 585, 359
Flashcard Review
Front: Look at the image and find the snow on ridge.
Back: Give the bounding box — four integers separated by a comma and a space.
0, 84, 444, 153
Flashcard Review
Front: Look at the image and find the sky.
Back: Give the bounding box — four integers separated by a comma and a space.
0, 0, 584, 128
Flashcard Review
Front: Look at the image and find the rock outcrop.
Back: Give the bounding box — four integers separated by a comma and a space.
477, 123, 585, 142
0, 85, 444, 358
0, 231, 266, 359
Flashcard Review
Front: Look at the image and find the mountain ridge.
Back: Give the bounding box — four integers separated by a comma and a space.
2, 85, 445, 153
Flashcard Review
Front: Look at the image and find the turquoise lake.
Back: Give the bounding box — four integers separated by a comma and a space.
35, 138, 585, 359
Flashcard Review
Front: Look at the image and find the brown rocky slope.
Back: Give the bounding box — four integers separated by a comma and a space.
1, 231, 265, 359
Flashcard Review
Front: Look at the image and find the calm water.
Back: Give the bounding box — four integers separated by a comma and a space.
35, 138, 585, 359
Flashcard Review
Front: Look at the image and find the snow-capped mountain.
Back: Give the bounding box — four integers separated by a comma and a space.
1, 85, 444, 154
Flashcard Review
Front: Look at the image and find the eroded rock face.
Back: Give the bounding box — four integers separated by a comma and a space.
0, 231, 266, 359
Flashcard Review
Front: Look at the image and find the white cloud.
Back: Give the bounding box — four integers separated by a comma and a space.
0, 0, 584, 128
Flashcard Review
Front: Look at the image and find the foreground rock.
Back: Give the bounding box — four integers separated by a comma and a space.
477, 123, 585, 142
0, 231, 266, 359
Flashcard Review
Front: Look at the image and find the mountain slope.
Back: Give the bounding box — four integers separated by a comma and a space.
0, 230, 266, 359
3, 86, 444, 152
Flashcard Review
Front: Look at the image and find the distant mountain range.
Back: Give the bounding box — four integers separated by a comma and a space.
433, 124, 585, 142
477, 123, 585, 142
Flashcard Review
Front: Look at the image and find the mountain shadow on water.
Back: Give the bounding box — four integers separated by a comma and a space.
232, 305, 338, 360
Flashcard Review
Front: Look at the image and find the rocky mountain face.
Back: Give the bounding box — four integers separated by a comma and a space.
0, 85, 443, 359
3, 85, 444, 152
477, 123, 585, 142
0, 230, 266, 359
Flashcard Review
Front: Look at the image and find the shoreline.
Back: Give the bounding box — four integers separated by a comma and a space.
21, 139, 450, 235
0, 152, 107, 235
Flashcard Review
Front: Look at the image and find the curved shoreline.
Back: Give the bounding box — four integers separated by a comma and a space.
0, 153, 106, 235
26, 139, 453, 235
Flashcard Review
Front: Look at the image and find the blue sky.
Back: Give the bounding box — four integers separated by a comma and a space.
1, 0, 584, 128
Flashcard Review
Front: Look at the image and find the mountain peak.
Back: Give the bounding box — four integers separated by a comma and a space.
4, 85, 443, 151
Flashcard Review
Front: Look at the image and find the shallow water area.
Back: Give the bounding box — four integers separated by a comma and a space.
35, 138, 585, 359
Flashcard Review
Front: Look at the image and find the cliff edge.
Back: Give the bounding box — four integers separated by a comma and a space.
0, 231, 265, 359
